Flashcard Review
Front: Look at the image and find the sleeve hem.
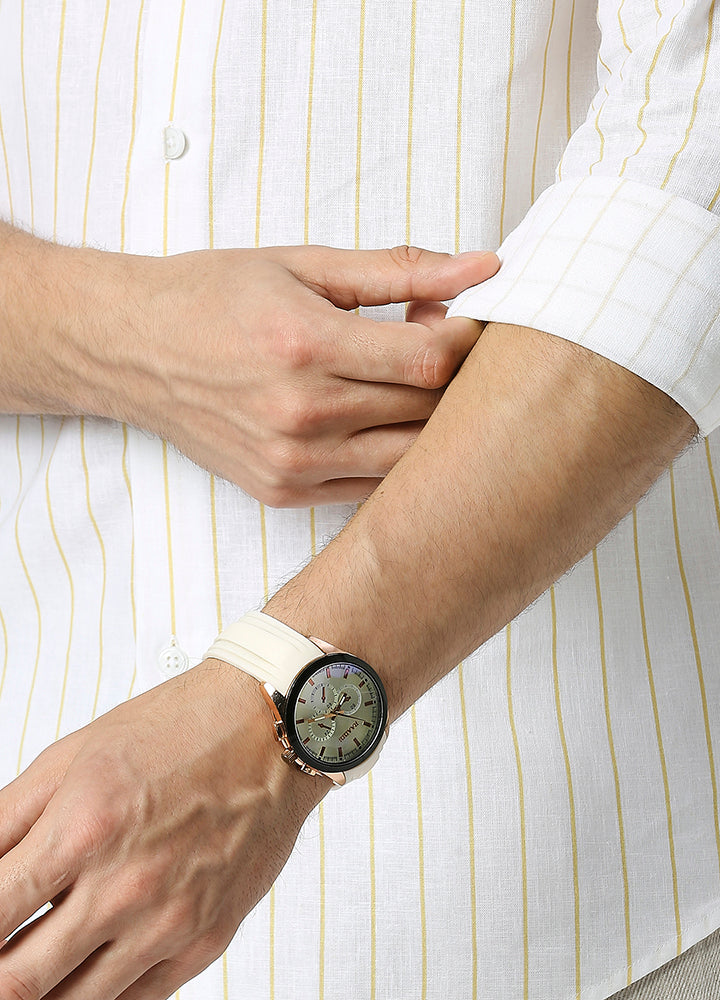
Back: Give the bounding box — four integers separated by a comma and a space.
447, 176, 720, 435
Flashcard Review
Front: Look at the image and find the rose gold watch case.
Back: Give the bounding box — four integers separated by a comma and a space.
260, 651, 388, 786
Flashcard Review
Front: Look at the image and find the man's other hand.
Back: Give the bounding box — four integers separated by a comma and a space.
0, 661, 325, 1000
113, 244, 497, 505
0, 228, 498, 506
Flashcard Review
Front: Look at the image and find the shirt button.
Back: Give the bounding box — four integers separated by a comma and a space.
158, 636, 190, 678
163, 124, 187, 160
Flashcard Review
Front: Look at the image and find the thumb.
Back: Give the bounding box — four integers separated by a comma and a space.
405, 299, 449, 326
280, 244, 500, 310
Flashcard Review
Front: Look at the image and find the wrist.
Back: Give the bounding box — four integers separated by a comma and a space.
205, 612, 389, 785
48, 243, 158, 425
262, 528, 416, 723
199, 656, 329, 814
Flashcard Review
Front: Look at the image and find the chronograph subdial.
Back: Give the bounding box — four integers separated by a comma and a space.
309, 679, 340, 713
333, 683, 362, 716
306, 714, 336, 743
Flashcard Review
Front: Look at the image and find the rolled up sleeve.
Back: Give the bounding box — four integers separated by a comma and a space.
448, 0, 720, 434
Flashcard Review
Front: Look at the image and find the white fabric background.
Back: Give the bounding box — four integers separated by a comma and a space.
1, 2, 720, 998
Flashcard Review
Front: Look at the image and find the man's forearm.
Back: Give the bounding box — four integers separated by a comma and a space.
0, 219, 65, 413
265, 322, 696, 720
0, 219, 115, 416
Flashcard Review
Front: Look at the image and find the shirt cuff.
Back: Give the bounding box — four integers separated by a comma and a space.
447, 176, 720, 435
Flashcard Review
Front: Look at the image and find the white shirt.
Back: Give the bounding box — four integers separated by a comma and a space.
1, 2, 719, 999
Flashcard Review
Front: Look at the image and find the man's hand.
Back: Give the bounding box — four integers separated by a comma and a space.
0, 226, 498, 505
0, 661, 324, 1000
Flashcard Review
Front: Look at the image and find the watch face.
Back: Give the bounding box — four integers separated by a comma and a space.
285, 654, 387, 773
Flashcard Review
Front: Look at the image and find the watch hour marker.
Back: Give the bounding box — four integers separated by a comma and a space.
359, 680, 366, 688
303, 737, 310, 745
307, 678, 315, 686
338, 747, 343, 759
363, 720, 372, 727
319, 747, 326, 758
354, 738, 361, 748
326, 666, 331, 678
364, 700, 375, 707
298, 698, 306, 704
344, 667, 350, 678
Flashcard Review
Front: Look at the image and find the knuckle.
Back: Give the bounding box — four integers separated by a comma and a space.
0, 901, 12, 934
61, 785, 139, 864
408, 343, 455, 389
58, 756, 140, 860
0, 969, 42, 1000
258, 482, 304, 509
271, 323, 315, 373
117, 864, 165, 911
153, 895, 196, 945
265, 438, 312, 483
272, 395, 325, 438
103, 862, 169, 932
431, 347, 460, 387
389, 244, 424, 267
194, 925, 232, 967
67, 803, 121, 858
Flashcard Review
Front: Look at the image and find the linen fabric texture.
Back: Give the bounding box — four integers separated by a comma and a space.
1, 2, 720, 999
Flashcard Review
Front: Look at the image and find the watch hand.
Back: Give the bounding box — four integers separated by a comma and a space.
310, 708, 358, 722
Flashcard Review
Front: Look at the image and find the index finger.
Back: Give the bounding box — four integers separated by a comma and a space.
0, 816, 76, 944
273, 244, 500, 310
0, 737, 79, 860
331, 314, 485, 390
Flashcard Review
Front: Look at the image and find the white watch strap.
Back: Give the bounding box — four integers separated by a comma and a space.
205, 610, 325, 695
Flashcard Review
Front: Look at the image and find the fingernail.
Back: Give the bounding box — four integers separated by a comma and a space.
453, 250, 495, 259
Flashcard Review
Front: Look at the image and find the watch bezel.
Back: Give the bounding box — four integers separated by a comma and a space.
284, 653, 388, 773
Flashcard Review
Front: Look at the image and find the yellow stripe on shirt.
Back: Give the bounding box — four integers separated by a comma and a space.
458, 662, 479, 999
19, 0, 34, 230
120, 0, 146, 254
506, 624, 529, 1000
531, 0, 558, 201
619, 3, 685, 179
499, 0, 518, 241
550, 586, 581, 999
633, 505, 682, 956
455, 0, 466, 250
52, 0, 67, 242
208, 0, 227, 250
593, 548, 632, 985
45, 420, 76, 740
669, 464, 720, 882
660, 0, 715, 191
15, 416, 44, 774
81, 0, 112, 246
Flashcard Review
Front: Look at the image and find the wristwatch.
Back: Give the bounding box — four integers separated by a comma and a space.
205, 610, 388, 786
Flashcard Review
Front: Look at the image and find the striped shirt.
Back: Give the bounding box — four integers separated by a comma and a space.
1, 2, 719, 999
